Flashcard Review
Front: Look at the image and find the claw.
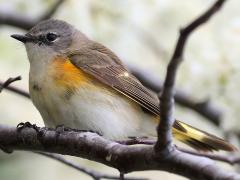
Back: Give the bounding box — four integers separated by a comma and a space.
17, 122, 39, 132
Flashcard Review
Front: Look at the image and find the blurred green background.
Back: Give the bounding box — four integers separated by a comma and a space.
0, 0, 240, 179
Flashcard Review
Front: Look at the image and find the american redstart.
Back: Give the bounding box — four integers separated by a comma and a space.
11, 19, 237, 152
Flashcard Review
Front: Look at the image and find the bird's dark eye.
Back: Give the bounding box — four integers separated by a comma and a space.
46, 33, 58, 42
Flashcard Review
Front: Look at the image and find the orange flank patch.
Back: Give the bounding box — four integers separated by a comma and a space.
50, 56, 95, 90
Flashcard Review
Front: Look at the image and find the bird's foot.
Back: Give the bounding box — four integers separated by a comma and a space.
17, 122, 40, 132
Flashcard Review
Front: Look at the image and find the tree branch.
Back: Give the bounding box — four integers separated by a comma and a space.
155, 0, 227, 152
0, 125, 239, 180
0, 0, 65, 30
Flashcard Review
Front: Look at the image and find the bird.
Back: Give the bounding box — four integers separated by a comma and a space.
11, 19, 236, 152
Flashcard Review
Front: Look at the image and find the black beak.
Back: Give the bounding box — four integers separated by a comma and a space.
11, 34, 32, 43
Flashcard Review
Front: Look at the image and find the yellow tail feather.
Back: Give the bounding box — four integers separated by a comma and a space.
173, 120, 237, 152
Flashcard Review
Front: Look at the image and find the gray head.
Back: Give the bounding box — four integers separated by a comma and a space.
11, 19, 82, 52
11, 19, 89, 66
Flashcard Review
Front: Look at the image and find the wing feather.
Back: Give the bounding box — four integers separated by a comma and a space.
67, 44, 160, 115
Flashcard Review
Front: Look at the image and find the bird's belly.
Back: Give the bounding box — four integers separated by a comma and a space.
30, 81, 157, 140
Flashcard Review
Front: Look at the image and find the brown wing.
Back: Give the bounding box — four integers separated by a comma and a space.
67, 43, 160, 115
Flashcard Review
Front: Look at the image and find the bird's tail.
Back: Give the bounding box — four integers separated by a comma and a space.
173, 120, 237, 152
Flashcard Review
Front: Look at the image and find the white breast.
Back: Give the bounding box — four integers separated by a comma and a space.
30, 79, 157, 140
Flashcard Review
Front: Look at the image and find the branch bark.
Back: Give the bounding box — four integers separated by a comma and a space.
0, 125, 239, 180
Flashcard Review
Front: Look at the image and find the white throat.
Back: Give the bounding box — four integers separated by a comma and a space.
25, 43, 57, 83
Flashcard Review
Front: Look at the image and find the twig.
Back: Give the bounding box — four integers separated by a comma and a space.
0, 82, 30, 98
155, 0, 227, 152
0, 76, 30, 98
37, 152, 146, 180
0, 76, 21, 92
0, 0, 65, 30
